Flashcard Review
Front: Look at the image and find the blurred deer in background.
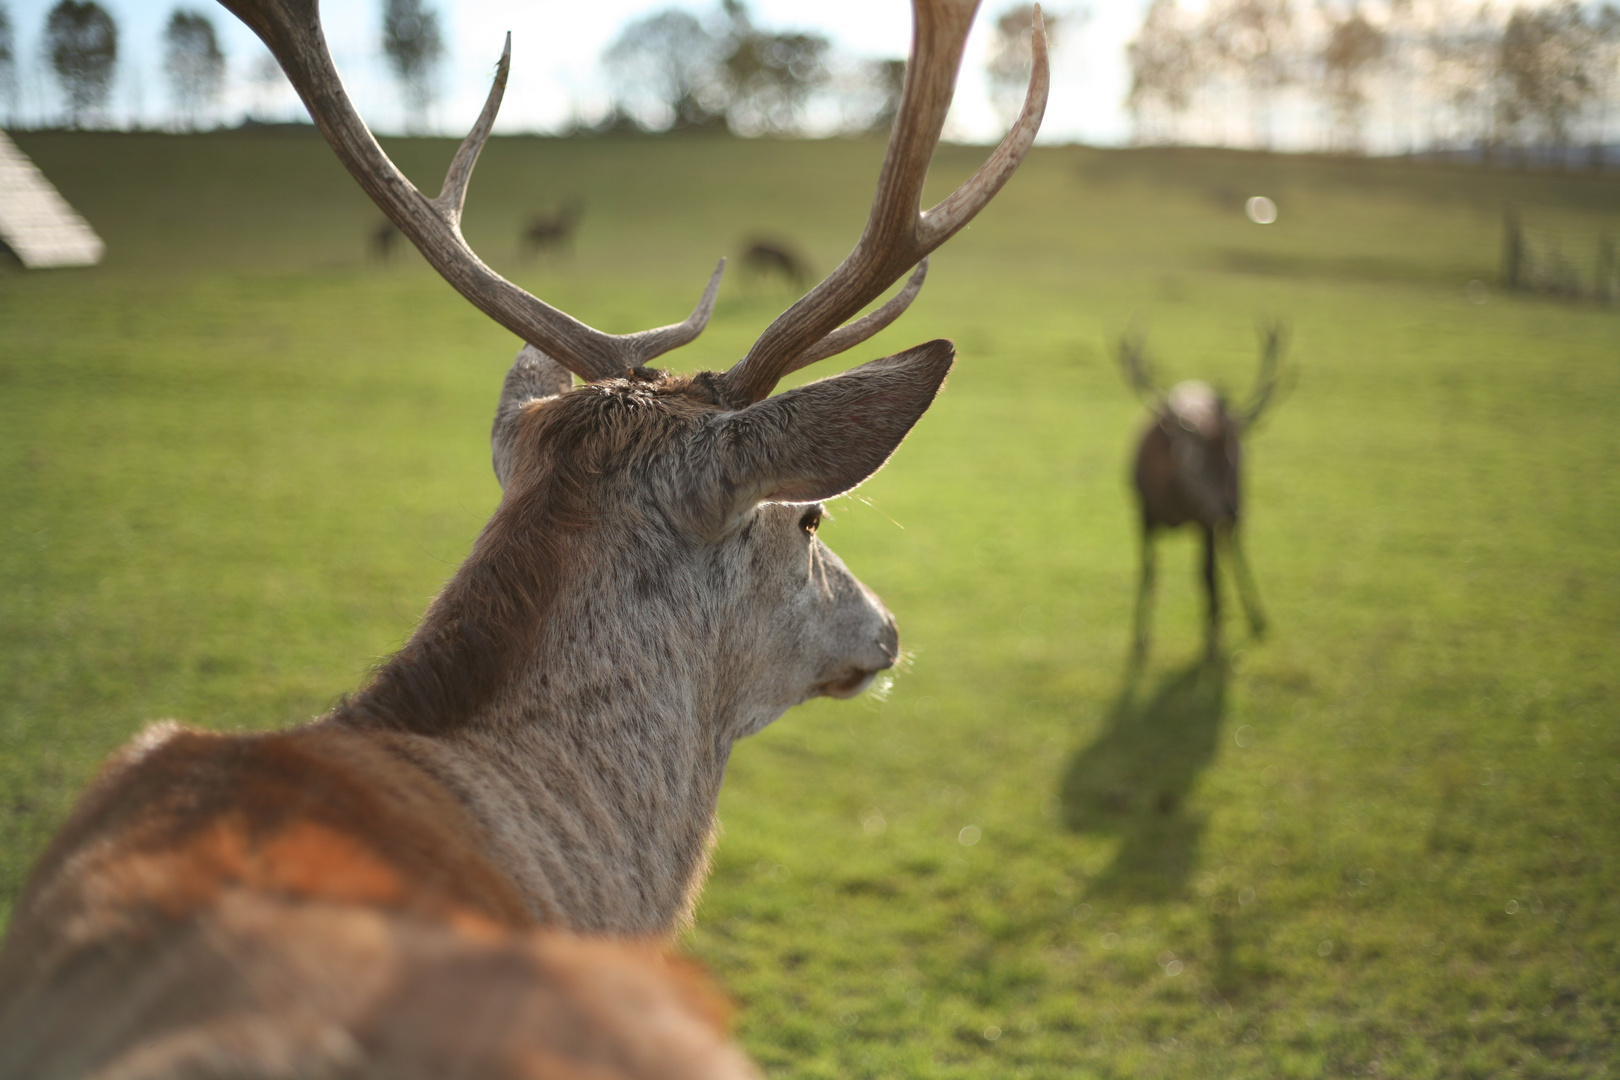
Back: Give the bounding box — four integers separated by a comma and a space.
368, 217, 399, 262
520, 198, 585, 259
1118, 324, 1289, 664
0, 1, 1048, 1077
741, 236, 812, 288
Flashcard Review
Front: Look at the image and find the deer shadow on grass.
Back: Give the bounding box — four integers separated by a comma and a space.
1059, 659, 1228, 901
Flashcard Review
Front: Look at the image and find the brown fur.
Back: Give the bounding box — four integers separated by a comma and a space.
2, 726, 529, 936
1132, 387, 1243, 532
3, 893, 748, 1079
521, 201, 584, 260
740, 239, 810, 288
0, 722, 754, 1079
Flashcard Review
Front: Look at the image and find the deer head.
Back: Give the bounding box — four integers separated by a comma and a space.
214, 0, 1049, 934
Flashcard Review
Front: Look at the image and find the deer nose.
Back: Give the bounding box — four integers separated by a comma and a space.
876, 615, 900, 669
819, 611, 899, 700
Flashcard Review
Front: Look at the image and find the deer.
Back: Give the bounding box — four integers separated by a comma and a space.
368, 217, 400, 262
521, 199, 585, 260
1117, 324, 1289, 665
0, 1, 1048, 1077
740, 237, 812, 288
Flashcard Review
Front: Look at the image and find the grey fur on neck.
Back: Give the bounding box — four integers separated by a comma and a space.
329, 342, 948, 937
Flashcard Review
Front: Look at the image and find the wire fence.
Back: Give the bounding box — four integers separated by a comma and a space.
1502, 210, 1620, 305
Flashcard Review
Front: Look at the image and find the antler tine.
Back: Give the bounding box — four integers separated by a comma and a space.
1116, 333, 1163, 406
436, 33, 510, 226
916, 9, 1049, 247
215, 0, 722, 382
1240, 320, 1288, 427
780, 260, 929, 373
718, 1, 1049, 406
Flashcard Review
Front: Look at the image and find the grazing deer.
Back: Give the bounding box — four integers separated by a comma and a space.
368, 217, 399, 262
521, 199, 585, 260
1118, 325, 1288, 664
0, 1, 1048, 1077
741, 237, 811, 288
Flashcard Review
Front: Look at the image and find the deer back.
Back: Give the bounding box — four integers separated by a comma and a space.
0, 723, 756, 1079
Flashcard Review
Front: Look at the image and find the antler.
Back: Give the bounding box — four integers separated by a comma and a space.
1237, 320, 1289, 428
215, 0, 722, 383
716, 0, 1050, 406
1115, 333, 1165, 408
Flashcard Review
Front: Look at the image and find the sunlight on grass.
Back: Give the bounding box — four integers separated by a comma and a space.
3, 131, 1618, 1077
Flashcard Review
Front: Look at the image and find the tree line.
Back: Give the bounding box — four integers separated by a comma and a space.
7, 0, 1612, 163
1, 0, 217, 129
1126, 0, 1620, 165
0, 0, 440, 131
0, 0, 1054, 139
594, 1, 1061, 136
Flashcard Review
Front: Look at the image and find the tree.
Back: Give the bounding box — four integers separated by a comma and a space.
720, 2, 831, 135
44, 0, 118, 128
163, 9, 225, 130
603, 8, 727, 131
1320, 12, 1386, 152
986, 4, 1072, 127
0, 2, 17, 125
1204, 0, 1295, 148
1126, 0, 1198, 144
1497, 2, 1598, 162
246, 47, 293, 123
382, 0, 443, 133
1424, 5, 1500, 157
603, 2, 831, 135
857, 57, 907, 134
1588, 5, 1620, 167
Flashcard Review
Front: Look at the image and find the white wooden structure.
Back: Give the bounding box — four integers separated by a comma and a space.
0, 130, 104, 268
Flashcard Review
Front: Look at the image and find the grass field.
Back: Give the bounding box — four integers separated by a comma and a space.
2, 128, 1618, 1078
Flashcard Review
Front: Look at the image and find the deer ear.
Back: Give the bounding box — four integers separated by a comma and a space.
492, 345, 573, 488
713, 339, 954, 511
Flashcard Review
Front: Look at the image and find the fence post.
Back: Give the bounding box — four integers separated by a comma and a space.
1502, 207, 1524, 291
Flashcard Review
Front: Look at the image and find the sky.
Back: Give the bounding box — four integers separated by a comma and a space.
3, 0, 1156, 144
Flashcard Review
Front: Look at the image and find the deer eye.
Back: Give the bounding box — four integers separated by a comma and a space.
799, 506, 823, 536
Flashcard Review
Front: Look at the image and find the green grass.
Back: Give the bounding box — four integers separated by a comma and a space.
3, 130, 1618, 1078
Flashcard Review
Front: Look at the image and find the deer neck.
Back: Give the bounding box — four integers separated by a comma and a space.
330, 484, 738, 938
379, 670, 731, 940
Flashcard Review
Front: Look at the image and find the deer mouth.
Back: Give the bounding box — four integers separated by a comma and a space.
820, 667, 883, 700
